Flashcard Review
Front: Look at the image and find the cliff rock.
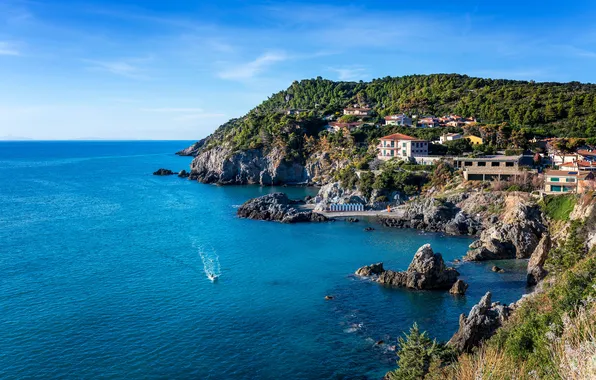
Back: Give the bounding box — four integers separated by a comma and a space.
465, 194, 546, 261
237, 192, 328, 223
355, 244, 459, 290
449, 279, 469, 295
527, 234, 551, 286
176, 139, 205, 156
447, 292, 513, 352
190, 146, 309, 185
153, 168, 174, 176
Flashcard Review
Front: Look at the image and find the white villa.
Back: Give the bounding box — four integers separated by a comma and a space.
378, 133, 429, 161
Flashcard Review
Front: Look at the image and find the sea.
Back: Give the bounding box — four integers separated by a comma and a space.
0, 141, 530, 379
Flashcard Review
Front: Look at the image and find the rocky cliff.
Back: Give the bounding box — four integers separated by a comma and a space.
176, 139, 205, 156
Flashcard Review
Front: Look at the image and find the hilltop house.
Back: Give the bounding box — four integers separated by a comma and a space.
453, 155, 532, 181
440, 133, 462, 144
343, 107, 371, 117
544, 170, 596, 194
559, 160, 596, 172
385, 114, 413, 127
417, 117, 440, 128
578, 149, 596, 162
378, 133, 428, 161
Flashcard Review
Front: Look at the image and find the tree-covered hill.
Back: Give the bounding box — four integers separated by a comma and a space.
201, 74, 596, 154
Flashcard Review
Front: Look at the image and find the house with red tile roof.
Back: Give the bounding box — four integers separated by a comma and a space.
377, 133, 428, 161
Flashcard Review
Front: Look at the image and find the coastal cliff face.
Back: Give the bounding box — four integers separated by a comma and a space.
176, 139, 205, 157
237, 192, 328, 223
190, 146, 310, 185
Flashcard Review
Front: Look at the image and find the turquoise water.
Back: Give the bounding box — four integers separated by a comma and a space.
0, 141, 529, 379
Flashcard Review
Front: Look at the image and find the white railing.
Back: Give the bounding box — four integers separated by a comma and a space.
328, 203, 365, 212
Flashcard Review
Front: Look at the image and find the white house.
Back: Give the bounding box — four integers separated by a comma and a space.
377, 133, 429, 161
384, 114, 413, 127
439, 133, 462, 144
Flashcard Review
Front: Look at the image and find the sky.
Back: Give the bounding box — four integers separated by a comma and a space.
1, 0, 596, 140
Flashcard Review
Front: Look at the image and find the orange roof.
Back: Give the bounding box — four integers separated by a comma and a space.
560, 160, 596, 168
578, 150, 596, 157
380, 133, 420, 141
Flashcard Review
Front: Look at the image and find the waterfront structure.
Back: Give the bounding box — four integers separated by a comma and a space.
453, 155, 531, 181
544, 170, 596, 194
384, 114, 413, 127
378, 133, 429, 161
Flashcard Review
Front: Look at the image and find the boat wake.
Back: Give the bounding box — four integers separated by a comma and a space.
197, 244, 222, 282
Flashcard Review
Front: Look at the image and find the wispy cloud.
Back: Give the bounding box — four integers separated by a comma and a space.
84, 57, 151, 79
329, 67, 368, 81
217, 52, 288, 80
0, 41, 20, 56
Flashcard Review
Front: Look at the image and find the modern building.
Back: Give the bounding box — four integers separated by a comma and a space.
453, 155, 530, 181
464, 135, 484, 145
440, 133, 462, 144
343, 107, 371, 116
378, 133, 429, 161
544, 170, 596, 194
384, 114, 413, 127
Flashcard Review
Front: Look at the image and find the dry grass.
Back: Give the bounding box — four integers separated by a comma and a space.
550, 304, 596, 380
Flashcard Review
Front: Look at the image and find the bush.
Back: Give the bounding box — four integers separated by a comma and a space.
541, 194, 577, 221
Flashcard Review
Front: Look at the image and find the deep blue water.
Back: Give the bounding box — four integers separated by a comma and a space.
0, 141, 529, 379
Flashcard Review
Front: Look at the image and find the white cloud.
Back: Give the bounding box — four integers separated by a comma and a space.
217, 52, 287, 80
84, 58, 151, 79
329, 67, 368, 81
0, 41, 20, 56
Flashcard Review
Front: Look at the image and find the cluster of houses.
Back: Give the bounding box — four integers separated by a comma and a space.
376, 131, 596, 195
323, 107, 477, 133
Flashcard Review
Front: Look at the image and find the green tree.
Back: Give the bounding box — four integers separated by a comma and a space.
387, 323, 439, 380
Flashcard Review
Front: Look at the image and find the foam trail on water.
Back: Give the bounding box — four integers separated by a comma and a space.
197, 244, 221, 282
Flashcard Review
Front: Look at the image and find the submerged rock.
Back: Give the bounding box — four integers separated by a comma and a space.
364, 227, 375, 232
527, 234, 551, 286
447, 292, 513, 352
449, 279, 469, 295
237, 192, 328, 224
355, 244, 459, 290
491, 266, 505, 273
153, 168, 174, 176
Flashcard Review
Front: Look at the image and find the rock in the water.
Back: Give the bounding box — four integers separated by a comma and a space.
364, 227, 375, 232
237, 192, 328, 224
346, 217, 359, 223
527, 234, 551, 286
324, 295, 334, 300
355, 244, 459, 290
447, 292, 513, 352
153, 168, 174, 176
355, 262, 385, 277
491, 266, 505, 273
178, 169, 190, 178
449, 279, 469, 295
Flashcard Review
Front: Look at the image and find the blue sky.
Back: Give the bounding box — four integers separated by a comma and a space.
1, 0, 596, 140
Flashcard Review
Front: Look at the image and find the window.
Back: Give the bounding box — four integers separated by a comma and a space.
478, 162, 486, 167
552, 185, 562, 192
566, 178, 576, 183
465, 161, 473, 167
506, 162, 514, 167
491, 162, 500, 167
403, 142, 407, 148
550, 177, 559, 182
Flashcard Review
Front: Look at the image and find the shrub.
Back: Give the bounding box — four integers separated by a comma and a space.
541, 194, 577, 221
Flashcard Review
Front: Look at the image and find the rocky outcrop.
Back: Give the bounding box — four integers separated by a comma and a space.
176, 139, 205, 156
153, 168, 174, 176
527, 234, 551, 286
190, 146, 309, 185
449, 279, 468, 295
465, 194, 546, 261
178, 170, 190, 178
237, 192, 328, 224
379, 193, 481, 235
447, 292, 513, 352
355, 244, 459, 290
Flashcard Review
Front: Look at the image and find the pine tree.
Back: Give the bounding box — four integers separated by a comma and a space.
387, 323, 438, 380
